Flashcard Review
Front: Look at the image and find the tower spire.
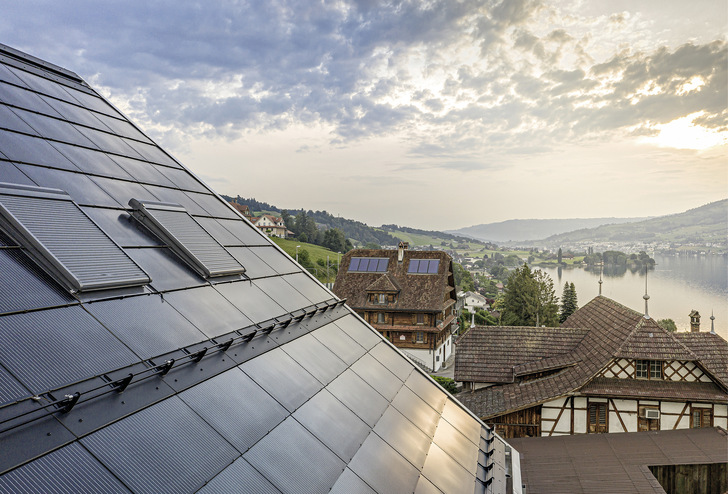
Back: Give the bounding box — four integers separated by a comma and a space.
711, 310, 716, 334
598, 262, 603, 296
642, 268, 650, 319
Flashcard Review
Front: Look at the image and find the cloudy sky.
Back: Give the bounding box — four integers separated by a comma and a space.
2, 0, 726, 230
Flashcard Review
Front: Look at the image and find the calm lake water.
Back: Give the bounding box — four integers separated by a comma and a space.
538, 254, 728, 339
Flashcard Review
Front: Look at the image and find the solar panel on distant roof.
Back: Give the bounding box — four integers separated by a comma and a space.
348, 257, 388, 272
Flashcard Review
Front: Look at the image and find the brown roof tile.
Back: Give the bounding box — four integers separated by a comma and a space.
333, 249, 455, 313
508, 427, 728, 494
615, 317, 697, 361
454, 296, 728, 419
454, 326, 587, 383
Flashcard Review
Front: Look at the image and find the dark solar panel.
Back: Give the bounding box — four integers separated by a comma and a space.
0, 442, 130, 494
0, 182, 150, 292
0, 364, 30, 406
0, 305, 138, 393
408, 258, 440, 274
294, 389, 370, 462
348, 257, 388, 272
81, 396, 239, 494
197, 457, 279, 494
243, 416, 346, 494
348, 433, 420, 494
179, 368, 288, 454
129, 199, 245, 278
163, 286, 252, 338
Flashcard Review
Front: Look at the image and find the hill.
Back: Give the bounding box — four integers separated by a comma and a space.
222, 195, 399, 246
542, 199, 727, 247
448, 217, 647, 243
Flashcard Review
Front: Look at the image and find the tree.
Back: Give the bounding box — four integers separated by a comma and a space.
560, 282, 578, 323
322, 228, 352, 253
431, 376, 458, 394
557, 247, 562, 264
657, 318, 677, 332
453, 263, 474, 292
501, 264, 559, 327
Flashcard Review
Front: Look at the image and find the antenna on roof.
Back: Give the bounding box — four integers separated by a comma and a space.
710, 310, 716, 334
598, 262, 603, 296
642, 267, 650, 319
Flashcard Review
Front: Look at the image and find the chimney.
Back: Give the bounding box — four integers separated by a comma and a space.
398, 241, 408, 262
689, 310, 700, 332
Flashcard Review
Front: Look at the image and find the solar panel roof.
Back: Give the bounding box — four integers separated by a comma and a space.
0, 42, 518, 493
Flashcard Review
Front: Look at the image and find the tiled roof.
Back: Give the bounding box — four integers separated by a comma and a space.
509, 427, 728, 493
455, 296, 728, 419
580, 377, 728, 402
333, 249, 455, 312
0, 43, 509, 492
454, 326, 588, 383
615, 317, 698, 361
365, 273, 401, 293
675, 332, 728, 388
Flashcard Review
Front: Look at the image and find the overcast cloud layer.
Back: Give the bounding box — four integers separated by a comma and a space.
1, 0, 726, 229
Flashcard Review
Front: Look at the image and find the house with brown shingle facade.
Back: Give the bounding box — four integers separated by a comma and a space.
333, 244, 457, 372
454, 295, 728, 438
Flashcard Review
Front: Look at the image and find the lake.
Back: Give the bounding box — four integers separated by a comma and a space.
537, 254, 728, 339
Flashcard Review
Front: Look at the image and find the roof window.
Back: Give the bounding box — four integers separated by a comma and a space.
0, 182, 150, 292
129, 199, 245, 278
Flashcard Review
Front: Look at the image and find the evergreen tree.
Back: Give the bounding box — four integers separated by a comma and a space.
502, 264, 559, 327
557, 247, 562, 264
560, 282, 578, 323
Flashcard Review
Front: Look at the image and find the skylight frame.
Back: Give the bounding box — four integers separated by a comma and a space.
128, 198, 245, 279
0, 182, 151, 292
408, 259, 440, 274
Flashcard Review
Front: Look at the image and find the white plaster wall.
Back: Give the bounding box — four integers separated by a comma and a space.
661, 402, 684, 414
554, 409, 572, 434
541, 407, 562, 420
574, 409, 587, 434
612, 399, 637, 412
609, 411, 625, 433
699, 374, 712, 382
574, 397, 587, 408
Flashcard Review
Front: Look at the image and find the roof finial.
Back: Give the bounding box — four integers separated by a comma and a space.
598, 262, 603, 296
711, 310, 716, 334
642, 267, 650, 319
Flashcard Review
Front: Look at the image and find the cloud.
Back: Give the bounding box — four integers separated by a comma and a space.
1, 0, 725, 169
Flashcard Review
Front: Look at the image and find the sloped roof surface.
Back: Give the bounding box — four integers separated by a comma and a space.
0, 44, 511, 493
333, 249, 455, 312
509, 427, 728, 493
455, 326, 588, 383
456, 296, 728, 419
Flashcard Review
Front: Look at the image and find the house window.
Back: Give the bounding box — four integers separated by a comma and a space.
416, 331, 424, 343
416, 314, 424, 325
378, 293, 386, 304
588, 402, 608, 433
377, 312, 386, 324
691, 407, 712, 428
635, 360, 662, 380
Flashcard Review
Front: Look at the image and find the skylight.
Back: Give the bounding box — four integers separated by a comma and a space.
408, 259, 439, 274
0, 182, 150, 292
129, 199, 245, 278
348, 257, 389, 272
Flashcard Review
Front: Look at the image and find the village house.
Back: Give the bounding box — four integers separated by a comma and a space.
460, 291, 489, 311
251, 214, 289, 238
454, 296, 728, 439
333, 243, 457, 372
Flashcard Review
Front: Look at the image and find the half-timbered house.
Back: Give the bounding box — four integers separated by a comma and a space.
455, 296, 728, 438
333, 244, 457, 372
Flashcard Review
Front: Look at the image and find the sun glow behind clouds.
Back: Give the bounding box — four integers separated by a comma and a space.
641, 112, 728, 150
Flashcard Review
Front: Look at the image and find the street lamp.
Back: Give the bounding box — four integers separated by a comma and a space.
296, 245, 300, 263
